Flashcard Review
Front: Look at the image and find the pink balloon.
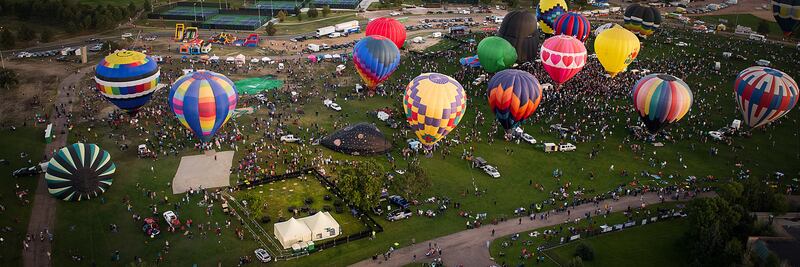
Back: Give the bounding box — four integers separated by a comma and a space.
540, 35, 587, 84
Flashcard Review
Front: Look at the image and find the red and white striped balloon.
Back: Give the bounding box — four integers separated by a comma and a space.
540, 35, 587, 85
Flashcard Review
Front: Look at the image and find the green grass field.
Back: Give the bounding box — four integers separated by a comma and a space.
275, 13, 360, 35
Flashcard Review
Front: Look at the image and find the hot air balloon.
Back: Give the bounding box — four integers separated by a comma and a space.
365, 17, 407, 49
459, 55, 481, 68
487, 69, 543, 133
554, 12, 591, 42
497, 10, 539, 62
169, 70, 238, 142
631, 74, 693, 134
594, 25, 640, 77
734, 66, 799, 128
94, 50, 160, 111
537, 0, 568, 34
773, 0, 800, 36
540, 35, 587, 84
353, 36, 401, 91
594, 22, 615, 36
477, 37, 517, 73
623, 4, 662, 37
403, 73, 467, 148
45, 143, 115, 201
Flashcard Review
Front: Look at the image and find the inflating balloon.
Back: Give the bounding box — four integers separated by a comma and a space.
487, 69, 543, 133
365, 17, 407, 49
459, 55, 481, 68
498, 10, 539, 62
594, 22, 615, 36
631, 74, 693, 134
594, 25, 640, 77
94, 50, 160, 111
554, 12, 591, 42
353, 35, 401, 91
540, 35, 587, 84
169, 70, 238, 142
734, 66, 798, 128
623, 4, 662, 37
477, 36, 517, 73
45, 143, 115, 201
537, 0, 569, 34
404, 73, 467, 148
773, 0, 800, 36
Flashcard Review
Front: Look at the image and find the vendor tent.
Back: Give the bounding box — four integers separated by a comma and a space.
250, 58, 260, 63
274, 218, 313, 249
261, 57, 273, 63
297, 211, 340, 241
225, 57, 235, 63
209, 55, 220, 62
321, 122, 392, 155
235, 54, 246, 66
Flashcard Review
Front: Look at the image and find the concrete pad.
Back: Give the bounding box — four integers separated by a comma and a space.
171, 150, 234, 194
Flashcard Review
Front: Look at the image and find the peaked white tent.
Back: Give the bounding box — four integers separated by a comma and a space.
274, 217, 312, 249
298, 211, 340, 241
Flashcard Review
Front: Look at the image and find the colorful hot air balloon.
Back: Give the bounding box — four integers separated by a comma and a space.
554, 12, 591, 42
537, 0, 568, 34
477, 37, 517, 73
365, 17, 407, 49
623, 4, 662, 37
169, 70, 238, 142
353, 36, 401, 91
594, 22, 615, 36
459, 55, 481, 68
773, 0, 800, 36
487, 69, 543, 133
540, 35, 587, 84
497, 10, 539, 62
594, 25, 640, 77
734, 66, 799, 128
45, 143, 115, 201
403, 73, 467, 148
94, 50, 160, 111
631, 74, 693, 134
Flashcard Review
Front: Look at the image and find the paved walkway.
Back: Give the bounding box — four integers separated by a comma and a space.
22, 66, 92, 267
351, 191, 712, 267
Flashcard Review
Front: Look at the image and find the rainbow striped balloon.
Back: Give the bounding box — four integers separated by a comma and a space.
734, 66, 798, 128
487, 69, 543, 132
631, 74, 693, 134
404, 73, 467, 148
554, 12, 591, 42
94, 50, 160, 111
540, 35, 587, 84
169, 70, 238, 142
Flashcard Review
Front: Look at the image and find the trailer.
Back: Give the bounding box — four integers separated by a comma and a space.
334, 20, 359, 32
308, 44, 320, 52
316, 26, 336, 37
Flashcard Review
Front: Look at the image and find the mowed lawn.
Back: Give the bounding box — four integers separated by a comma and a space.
546, 219, 690, 267
0, 127, 46, 266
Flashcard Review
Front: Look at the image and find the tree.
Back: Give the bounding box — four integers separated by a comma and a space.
502, 0, 517, 8
322, 5, 331, 17
17, 25, 36, 42
685, 197, 747, 267
393, 160, 431, 198
277, 10, 287, 22
480, 0, 493, 5
756, 20, 770, 35
102, 40, 123, 53
294, 6, 302, 21
0, 69, 19, 90
40, 28, 54, 43
574, 242, 595, 261
0, 29, 15, 49
265, 22, 277, 36
144, 0, 152, 12
307, 4, 318, 18
336, 160, 385, 211
567, 256, 584, 267
127, 0, 137, 15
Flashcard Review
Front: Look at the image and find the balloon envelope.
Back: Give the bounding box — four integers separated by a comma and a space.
460, 55, 481, 68
169, 70, 238, 142
734, 66, 799, 128
404, 73, 467, 148
45, 143, 115, 201
594, 25, 640, 77
366, 17, 407, 49
487, 69, 543, 131
554, 12, 591, 42
623, 4, 662, 37
537, 0, 569, 34
773, 0, 800, 36
631, 74, 693, 134
477, 37, 517, 73
594, 22, 616, 36
540, 35, 587, 84
498, 10, 539, 62
94, 50, 160, 111
353, 36, 401, 90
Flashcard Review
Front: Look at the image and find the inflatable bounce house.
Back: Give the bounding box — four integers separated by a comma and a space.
174, 24, 199, 42
179, 39, 212, 55
208, 32, 237, 45
232, 33, 259, 47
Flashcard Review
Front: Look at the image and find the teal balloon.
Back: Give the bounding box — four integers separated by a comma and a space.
477, 37, 518, 73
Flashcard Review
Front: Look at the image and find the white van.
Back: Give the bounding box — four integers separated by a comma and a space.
559, 143, 576, 152
755, 59, 770, 66
329, 32, 341, 38
748, 33, 766, 42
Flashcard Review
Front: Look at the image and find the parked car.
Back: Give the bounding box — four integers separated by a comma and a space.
482, 165, 500, 178
255, 248, 272, 263
12, 166, 42, 177
386, 209, 413, 222
520, 133, 537, 144
708, 131, 724, 141
559, 143, 577, 152
388, 195, 410, 209
280, 134, 301, 143
163, 211, 179, 227
121, 32, 133, 39
323, 99, 341, 111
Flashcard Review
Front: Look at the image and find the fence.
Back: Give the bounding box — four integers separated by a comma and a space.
147, 3, 221, 21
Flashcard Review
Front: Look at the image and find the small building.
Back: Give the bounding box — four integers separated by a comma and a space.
544, 143, 558, 153
274, 218, 312, 249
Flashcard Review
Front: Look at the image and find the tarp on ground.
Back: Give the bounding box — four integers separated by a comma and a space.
234, 75, 284, 94
321, 122, 392, 156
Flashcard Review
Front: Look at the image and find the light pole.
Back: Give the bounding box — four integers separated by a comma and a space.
193, 3, 197, 22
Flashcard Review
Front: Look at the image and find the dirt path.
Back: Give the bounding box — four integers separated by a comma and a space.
351, 191, 714, 267
22, 65, 93, 267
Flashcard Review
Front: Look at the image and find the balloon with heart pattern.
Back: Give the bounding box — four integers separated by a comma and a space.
540, 35, 587, 84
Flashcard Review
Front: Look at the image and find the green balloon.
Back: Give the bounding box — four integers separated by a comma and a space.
477, 36, 518, 73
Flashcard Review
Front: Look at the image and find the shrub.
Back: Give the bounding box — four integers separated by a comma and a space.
574, 242, 595, 261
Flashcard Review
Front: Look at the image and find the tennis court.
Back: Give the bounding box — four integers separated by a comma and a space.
311, 0, 362, 9
200, 14, 271, 30
253, 1, 300, 9
149, 5, 219, 20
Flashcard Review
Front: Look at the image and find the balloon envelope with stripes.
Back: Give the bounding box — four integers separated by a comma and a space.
734, 66, 798, 128
631, 74, 693, 134
94, 50, 160, 111
45, 143, 115, 201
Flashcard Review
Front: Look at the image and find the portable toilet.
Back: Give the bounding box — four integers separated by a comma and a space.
713, 61, 721, 70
